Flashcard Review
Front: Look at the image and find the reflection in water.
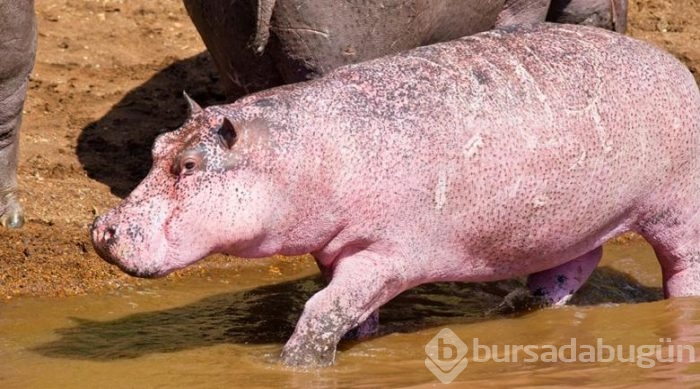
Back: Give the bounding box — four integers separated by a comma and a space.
2, 242, 699, 387
32, 267, 660, 362
35, 276, 322, 360
31, 276, 515, 361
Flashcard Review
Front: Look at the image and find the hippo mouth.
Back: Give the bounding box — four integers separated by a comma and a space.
91, 238, 167, 279
112, 261, 167, 279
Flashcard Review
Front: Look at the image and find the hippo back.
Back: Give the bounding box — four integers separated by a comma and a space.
232, 23, 700, 269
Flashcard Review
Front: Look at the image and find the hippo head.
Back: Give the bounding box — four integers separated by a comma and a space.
91, 94, 284, 278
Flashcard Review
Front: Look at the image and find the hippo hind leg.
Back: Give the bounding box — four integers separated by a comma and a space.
636, 206, 700, 298
526, 246, 603, 306
492, 247, 601, 314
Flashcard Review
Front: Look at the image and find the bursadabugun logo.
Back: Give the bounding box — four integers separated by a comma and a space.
425, 328, 696, 384
424, 328, 469, 384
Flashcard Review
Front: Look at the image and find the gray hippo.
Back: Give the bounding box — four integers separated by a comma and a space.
0, 1, 36, 228
548, 0, 627, 30
92, 23, 700, 366
183, 0, 627, 97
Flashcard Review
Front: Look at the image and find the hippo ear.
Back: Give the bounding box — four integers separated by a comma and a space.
218, 118, 238, 149
183, 91, 202, 116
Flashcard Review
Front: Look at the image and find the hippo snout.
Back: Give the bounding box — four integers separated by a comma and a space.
90, 215, 167, 278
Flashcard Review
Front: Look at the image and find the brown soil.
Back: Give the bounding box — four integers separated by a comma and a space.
1, 0, 698, 299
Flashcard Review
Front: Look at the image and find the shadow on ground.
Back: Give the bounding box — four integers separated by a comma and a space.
76, 52, 227, 198
33, 266, 662, 361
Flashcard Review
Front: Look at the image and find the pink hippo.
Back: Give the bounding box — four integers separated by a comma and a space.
92, 23, 700, 366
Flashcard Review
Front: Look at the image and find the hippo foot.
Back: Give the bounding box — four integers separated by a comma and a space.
281, 311, 378, 366
280, 337, 336, 367
1, 192, 24, 229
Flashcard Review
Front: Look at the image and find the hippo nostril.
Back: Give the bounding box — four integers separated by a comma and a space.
103, 225, 117, 243
92, 217, 118, 245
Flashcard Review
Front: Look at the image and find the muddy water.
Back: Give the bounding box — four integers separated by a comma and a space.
2, 243, 699, 388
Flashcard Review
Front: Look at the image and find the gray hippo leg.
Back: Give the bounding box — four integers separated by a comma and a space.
496, 0, 551, 27
0, 107, 24, 229
183, 0, 284, 98
547, 0, 628, 33
0, 1, 37, 229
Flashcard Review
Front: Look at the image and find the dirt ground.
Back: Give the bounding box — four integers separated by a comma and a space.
0, 0, 698, 299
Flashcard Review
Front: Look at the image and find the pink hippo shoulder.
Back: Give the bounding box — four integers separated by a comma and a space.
92, 23, 700, 366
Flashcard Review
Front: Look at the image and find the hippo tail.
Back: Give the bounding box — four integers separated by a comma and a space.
252, 0, 276, 54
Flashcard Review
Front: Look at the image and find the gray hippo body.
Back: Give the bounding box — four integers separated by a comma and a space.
0, 1, 36, 228
183, 0, 627, 97
92, 23, 700, 366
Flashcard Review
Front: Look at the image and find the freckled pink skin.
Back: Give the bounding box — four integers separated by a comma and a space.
92, 23, 700, 366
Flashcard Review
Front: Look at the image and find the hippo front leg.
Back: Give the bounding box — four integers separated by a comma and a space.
182, 0, 284, 98
0, 112, 23, 228
0, 1, 36, 229
282, 251, 407, 366
314, 258, 380, 340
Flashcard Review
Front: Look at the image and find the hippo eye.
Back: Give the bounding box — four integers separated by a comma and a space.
180, 157, 198, 176
171, 150, 203, 177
